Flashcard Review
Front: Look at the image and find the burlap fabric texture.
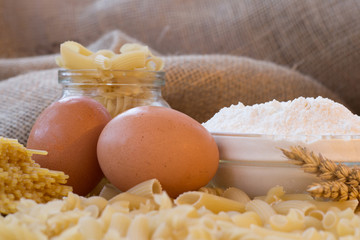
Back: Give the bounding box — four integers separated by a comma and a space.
1, 0, 358, 144
0, 30, 340, 145
1, 0, 359, 112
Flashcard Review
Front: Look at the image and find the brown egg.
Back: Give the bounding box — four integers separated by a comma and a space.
97, 106, 219, 197
27, 96, 111, 196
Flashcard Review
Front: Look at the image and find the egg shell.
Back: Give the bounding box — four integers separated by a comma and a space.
97, 106, 219, 197
27, 96, 112, 196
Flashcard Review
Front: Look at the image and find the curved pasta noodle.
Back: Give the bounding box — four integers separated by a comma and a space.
175, 191, 245, 213
109, 192, 154, 210
269, 209, 305, 232
223, 187, 251, 205
272, 200, 316, 215
264, 185, 285, 204
231, 211, 262, 228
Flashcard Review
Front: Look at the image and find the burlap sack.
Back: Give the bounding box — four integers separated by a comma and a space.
0, 30, 340, 145
1, 0, 359, 113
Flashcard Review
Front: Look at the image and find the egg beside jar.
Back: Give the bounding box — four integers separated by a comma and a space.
97, 106, 220, 198
27, 96, 112, 196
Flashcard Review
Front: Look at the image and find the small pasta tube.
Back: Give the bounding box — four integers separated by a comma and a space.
245, 200, 276, 224
322, 210, 339, 230
175, 191, 245, 213
269, 209, 305, 232
94, 54, 111, 70
222, 187, 251, 205
304, 216, 323, 230
126, 215, 150, 240
109, 192, 154, 210
59, 42, 97, 69
126, 178, 162, 198
336, 218, 355, 237
272, 200, 316, 215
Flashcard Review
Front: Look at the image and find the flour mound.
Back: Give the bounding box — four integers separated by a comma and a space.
202, 96, 360, 136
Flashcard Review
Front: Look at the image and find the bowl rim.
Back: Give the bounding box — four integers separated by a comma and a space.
210, 131, 360, 140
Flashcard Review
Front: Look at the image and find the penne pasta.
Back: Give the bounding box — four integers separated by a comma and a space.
59, 42, 97, 69
245, 199, 276, 224
280, 193, 314, 201
309, 199, 359, 212
110, 51, 146, 70
175, 191, 245, 213
126, 178, 162, 198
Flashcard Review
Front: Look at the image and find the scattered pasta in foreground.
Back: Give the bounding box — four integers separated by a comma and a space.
0, 137, 72, 214
2, 179, 360, 239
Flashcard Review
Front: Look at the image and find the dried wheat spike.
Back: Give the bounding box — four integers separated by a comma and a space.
307, 182, 349, 201
281, 146, 355, 182
281, 146, 360, 201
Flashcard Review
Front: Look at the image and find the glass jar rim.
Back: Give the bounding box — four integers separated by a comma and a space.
58, 69, 166, 86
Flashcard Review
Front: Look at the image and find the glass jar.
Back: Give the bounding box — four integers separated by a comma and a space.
58, 69, 170, 117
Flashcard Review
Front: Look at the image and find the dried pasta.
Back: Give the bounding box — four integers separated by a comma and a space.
56, 41, 166, 117
0, 137, 72, 214
2, 180, 360, 239
126, 179, 162, 198
175, 191, 246, 213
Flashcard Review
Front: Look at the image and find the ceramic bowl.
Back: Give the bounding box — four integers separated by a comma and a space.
210, 132, 360, 197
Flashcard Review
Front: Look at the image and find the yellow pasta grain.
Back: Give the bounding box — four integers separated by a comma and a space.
0, 137, 72, 214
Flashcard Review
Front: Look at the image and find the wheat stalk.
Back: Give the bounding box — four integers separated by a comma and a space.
281, 146, 360, 201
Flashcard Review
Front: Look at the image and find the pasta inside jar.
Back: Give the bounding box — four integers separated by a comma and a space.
58, 69, 170, 118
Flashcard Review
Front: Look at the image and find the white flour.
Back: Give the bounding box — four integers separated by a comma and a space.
202, 96, 360, 136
